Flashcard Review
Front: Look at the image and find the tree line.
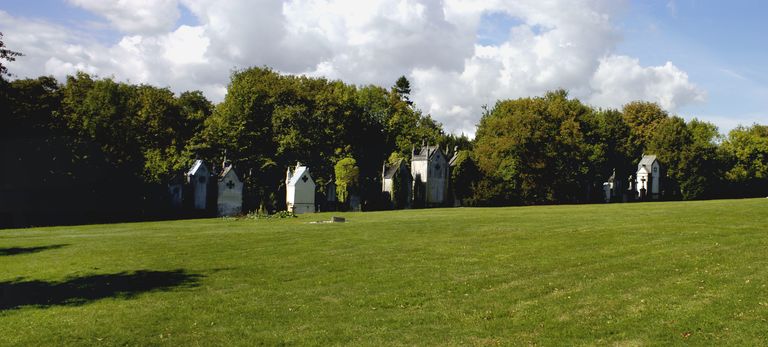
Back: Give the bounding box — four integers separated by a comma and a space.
468, 91, 768, 205
1, 40, 766, 227
1, 66, 471, 226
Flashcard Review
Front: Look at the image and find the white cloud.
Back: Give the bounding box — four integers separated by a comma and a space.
0, 1, 708, 136
410, 0, 626, 134
282, 0, 474, 84
67, 0, 180, 34
589, 55, 706, 111
161, 25, 209, 65
0, 10, 226, 99
0, 11, 99, 78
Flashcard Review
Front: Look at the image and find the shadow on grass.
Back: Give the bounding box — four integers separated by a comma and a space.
0, 244, 68, 256
0, 269, 202, 311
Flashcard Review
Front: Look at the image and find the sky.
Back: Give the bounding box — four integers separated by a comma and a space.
1, 0, 766, 136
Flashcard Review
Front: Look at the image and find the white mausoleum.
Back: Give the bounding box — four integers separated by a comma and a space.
636, 155, 661, 199
286, 163, 316, 214
187, 160, 209, 210
217, 163, 243, 216
411, 145, 449, 206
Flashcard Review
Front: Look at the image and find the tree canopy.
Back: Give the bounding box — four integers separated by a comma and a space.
471, 90, 745, 205
721, 125, 768, 196
334, 157, 360, 204
473, 90, 600, 204
2, 61, 767, 227
192, 67, 448, 210
0, 32, 23, 79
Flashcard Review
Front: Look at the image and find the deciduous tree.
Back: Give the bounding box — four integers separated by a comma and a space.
622, 101, 668, 149
0, 32, 23, 79
721, 124, 768, 196
473, 90, 595, 204
334, 157, 359, 204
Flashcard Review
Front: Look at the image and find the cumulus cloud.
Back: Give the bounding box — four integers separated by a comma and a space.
285, 0, 474, 83
410, 0, 626, 134
67, 0, 180, 34
0, 10, 226, 99
0, 0, 706, 135
589, 55, 706, 110
0, 11, 99, 78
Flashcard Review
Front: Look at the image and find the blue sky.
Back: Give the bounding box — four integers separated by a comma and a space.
1, 0, 765, 134
1, 0, 198, 42
617, 0, 768, 130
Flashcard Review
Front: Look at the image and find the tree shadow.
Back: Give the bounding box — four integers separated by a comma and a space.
0, 244, 68, 256
0, 269, 202, 311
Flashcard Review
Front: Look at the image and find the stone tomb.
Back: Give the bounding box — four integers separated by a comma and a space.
286, 163, 316, 214
217, 164, 243, 216
636, 155, 662, 200
186, 160, 209, 210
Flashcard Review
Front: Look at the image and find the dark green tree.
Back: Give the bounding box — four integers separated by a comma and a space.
646, 116, 692, 199
473, 90, 595, 205
394, 75, 412, 105
580, 108, 636, 200
196, 67, 285, 209
622, 101, 669, 150
645, 116, 722, 200
449, 150, 480, 205
682, 119, 723, 199
0, 32, 23, 79
334, 157, 359, 204
721, 124, 768, 197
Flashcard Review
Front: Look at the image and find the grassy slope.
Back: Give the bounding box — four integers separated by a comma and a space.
1, 199, 767, 346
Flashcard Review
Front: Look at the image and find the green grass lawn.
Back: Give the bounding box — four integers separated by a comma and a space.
1, 199, 767, 346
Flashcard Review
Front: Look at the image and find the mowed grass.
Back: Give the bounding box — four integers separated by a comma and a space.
1, 199, 767, 346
